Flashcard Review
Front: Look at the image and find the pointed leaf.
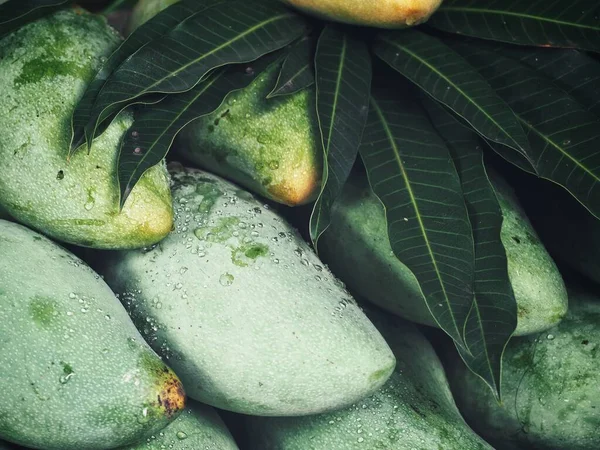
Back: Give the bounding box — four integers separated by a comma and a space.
429, 0, 600, 52
0, 0, 69, 38
452, 42, 600, 219
424, 98, 517, 401
118, 55, 279, 207
374, 30, 531, 165
503, 47, 600, 118
310, 27, 372, 245
86, 0, 307, 145
71, 0, 225, 153
359, 86, 474, 347
268, 36, 315, 98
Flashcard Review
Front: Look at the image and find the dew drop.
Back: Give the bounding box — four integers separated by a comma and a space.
138, 407, 150, 424
176, 431, 188, 440
219, 273, 234, 287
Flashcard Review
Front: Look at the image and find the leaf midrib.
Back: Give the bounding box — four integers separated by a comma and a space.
98, 12, 292, 120
313, 32, 347, 237
517, 116, 600, 184
439, 6, 600, 31
370, 97, 461, 341
379, 36, 526, 154
122, 73, 223, 193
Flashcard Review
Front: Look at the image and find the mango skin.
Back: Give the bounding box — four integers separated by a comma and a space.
244, 306, 492, 450
98, 164, 395, 416
119, 401, 238, 450
0, 220, 185, 450
0, 10, 173, 249
319, 172, 567, 336
280, 0, 443, 28
130, 0, 322, 206
178, 63, 322, 206
447, 289, 600, 450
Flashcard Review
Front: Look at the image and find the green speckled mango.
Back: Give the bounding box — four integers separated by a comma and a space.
243, 306, 492, 450
319, 172, 567, 336
97, 164, 395, 416
0, 10, 173, 249
178, 63, 322, 206
0, 220, 185, 450
447, 289, 600, 450
119, 401, 238, 450
129, 0, 179, 32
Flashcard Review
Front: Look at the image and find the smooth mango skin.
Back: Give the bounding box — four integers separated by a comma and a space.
280, 0, 443, 28
0, 10, 173, 249
447, 290, 600, 450
129, 0, 179, 32
98, 165, 395, 416
319, 172, 567, 336
243, 307, 492, 450
178, 63, 322, 206
119, 401, 239, 450
0, 220, 185, 450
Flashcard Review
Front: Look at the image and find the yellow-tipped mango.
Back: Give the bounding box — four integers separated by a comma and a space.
0, 10, 174, 249
280, 0, 443, 28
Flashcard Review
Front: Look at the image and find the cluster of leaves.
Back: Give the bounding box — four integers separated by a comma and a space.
2, 0, 600, 399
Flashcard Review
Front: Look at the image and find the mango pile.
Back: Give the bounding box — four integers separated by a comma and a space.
0, 2, 598, 449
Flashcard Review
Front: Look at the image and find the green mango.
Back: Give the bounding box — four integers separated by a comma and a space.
119, 401, 238, 450
129, 0, 179, 32
130, 0, 322, 206
0, 9, 173, 249
512, 176, 600, 286
243, 306, 493, 450
178, 63, 322, 207
319, 172, 568, 336
97, 164, 395, 416
446, 289, 600, 450
0, 220, 185, 449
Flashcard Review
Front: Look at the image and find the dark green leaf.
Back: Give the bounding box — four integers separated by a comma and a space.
502, 47, 600, 118
310, 27, 372, 246
424, 98, 517, 401
374, 30, 531, 163
0, 0, 69, 38
359, 86, 474, 347
268, 36, 315, 98
85, 0, 307, 146
429, 0, 600, 52
452, 42, 600, 219
71, 0, 225, 153
118, 55, 279, 207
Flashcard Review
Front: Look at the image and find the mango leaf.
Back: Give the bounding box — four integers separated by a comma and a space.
429, 0, 600, 52
502, 47, 600, 118
374, 30, 531, 164
359, 85, 474, 347
85, 0, 308, 146
71, 0, 226, 153
118, 54, 279, 207
0, 0, 69, 38
424, 97, 517, 401
310, 27, 372, 246
452, 42, 600, 219
268, 36, 315, 98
